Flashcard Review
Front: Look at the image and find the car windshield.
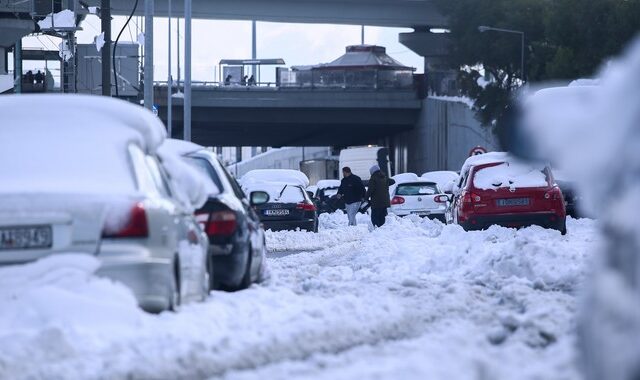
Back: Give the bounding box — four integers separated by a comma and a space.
473, 162, 549, 190
184, 156, 224, 191
396, 183, 438, 196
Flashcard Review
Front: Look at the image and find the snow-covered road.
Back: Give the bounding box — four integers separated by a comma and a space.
0, 213, 598, 380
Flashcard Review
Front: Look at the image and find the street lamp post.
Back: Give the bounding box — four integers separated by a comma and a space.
478, 25, 525, 82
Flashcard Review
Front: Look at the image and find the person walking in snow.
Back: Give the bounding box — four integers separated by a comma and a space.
366, 164, 395, 228
337, 166, 366, 226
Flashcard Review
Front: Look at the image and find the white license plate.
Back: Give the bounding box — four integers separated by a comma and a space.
264, 209, 290, 216
0, 225, 53, 250
411, 211, 430, 216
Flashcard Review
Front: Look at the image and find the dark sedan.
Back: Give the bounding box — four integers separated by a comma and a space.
248, 182, 319, 232
165, 140, 267, 291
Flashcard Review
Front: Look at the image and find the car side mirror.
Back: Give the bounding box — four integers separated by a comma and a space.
250, 191, 270, 206
434, 195, 449, 203
306, 191, 315, 199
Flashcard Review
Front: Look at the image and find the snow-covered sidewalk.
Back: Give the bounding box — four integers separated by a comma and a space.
0, 214, 597, 380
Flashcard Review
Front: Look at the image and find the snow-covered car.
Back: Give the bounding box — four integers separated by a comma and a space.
451, 152, 567, 234
421, 171, 459, 194
0, 95, 210, 313
161, 139, 268, 291
389, 174, 447, 222
245, 181, 319, 232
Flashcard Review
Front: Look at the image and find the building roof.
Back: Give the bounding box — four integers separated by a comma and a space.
313, 45, 415, 71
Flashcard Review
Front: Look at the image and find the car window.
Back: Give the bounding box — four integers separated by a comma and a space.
128, 144, 160, 196
184, 156, 224, 191
145, 156, 172, 198
396, 183, 438, 196
219, 163, 247, 199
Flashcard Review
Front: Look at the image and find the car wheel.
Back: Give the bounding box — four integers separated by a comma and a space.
169, 258, 181, 312
239, 248, 253, 290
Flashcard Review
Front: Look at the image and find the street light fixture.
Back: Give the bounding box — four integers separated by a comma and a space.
478, 25, 525, 82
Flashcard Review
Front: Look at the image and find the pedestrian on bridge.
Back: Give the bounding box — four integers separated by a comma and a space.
337, 167, 366, 226
366, 164, 395, 228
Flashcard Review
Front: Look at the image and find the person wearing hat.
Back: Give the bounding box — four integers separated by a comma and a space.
366, 164, 395, 228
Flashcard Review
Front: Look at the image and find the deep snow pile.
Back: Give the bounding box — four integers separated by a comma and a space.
0, 214, 597, 380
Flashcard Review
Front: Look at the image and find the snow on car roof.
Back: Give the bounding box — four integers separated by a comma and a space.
391, 173, 420, 185
241, 169, 310, 188
0, 95, 167, 195
316, 179, 341, 190
460, 152, 510, 175
0, 94, 166, 154
160, 138, 206, 157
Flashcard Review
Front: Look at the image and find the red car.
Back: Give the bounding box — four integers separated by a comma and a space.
451, 153, 567, 234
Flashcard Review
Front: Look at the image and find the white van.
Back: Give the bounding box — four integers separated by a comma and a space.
338, 146, 392, 182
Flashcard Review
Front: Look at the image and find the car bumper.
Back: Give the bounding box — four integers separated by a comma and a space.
209, 240, 249, 289
390, 208, 446, 222
263, 219, 316, 232
96, 255, 173, 313
459, 212, 565, 232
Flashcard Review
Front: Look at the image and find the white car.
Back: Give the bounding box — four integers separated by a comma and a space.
0, 95, 210, 313
389, 179, 447, 222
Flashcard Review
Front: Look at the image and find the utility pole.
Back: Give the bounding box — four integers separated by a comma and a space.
361, 25, 364, 45
176, 17, 180, 89
13, 40, 22, 94
143, 0, 154, 110
167, 0, 172, 137
184, 0, 192, 141
251, 20, 257, 77
101, 0, 111, 96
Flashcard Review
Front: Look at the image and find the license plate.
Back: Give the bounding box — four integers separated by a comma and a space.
497, 198, 530, 207
264, 209, 290, 216
0, 225, 52, 250
411, 211, 430, 216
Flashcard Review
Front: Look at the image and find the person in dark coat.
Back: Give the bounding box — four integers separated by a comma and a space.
337, 166, 366, 226
366, 164, 395, 228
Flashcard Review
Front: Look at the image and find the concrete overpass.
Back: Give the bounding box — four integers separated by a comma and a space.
154, 85, 422, 146
98, 0, 447, 28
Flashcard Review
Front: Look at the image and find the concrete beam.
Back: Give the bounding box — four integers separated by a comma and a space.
0, 19, 34, 48
87, 0, 447, 28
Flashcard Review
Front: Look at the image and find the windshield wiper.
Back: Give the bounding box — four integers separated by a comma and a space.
277, 184, 288, 201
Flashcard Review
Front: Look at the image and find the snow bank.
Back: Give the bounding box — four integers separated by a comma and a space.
0, 214, 596, 379
430, 95, 475, 109
522, 38, 640, 380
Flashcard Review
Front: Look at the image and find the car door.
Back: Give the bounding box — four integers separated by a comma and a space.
147, 155, 207, 302
218, 161, 264, 281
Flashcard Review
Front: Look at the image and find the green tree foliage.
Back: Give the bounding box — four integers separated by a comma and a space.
434, 0, 640, 126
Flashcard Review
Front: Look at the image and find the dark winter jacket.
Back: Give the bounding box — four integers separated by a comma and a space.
366, 171, 395, 208
338, 174, 366, 204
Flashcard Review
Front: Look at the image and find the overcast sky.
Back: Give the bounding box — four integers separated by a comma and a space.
18, 15, 423, 83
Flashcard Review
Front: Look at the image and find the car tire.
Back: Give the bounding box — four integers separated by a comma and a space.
169, 257, 181, 312
239, 248, 253, 290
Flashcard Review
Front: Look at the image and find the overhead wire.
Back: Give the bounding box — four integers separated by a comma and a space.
113, 0, 140, 96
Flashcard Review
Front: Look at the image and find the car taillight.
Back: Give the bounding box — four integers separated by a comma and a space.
545, 187, 563, 201
197, 211, 237, 236
296, 201, 317, 211
102, 203, 148, 238
391, 196, 405, 205
462, 192, 481, 204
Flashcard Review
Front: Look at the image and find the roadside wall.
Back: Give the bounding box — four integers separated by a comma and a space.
395, 97, 498, 174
